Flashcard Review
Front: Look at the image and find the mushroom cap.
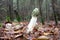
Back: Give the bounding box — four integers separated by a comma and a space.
32, 8, 39, 17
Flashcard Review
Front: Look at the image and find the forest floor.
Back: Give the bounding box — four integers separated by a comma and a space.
0, 21, 60, 40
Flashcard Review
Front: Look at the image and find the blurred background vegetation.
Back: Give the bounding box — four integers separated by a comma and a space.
0, 0, 60, 22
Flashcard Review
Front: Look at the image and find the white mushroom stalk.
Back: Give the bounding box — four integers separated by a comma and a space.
26, 8, 39, 33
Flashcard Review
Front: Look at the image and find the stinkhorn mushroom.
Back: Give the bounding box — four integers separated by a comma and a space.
26, 8, 39, 33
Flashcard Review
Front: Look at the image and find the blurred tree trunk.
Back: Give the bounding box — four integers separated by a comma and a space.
30, 0, 35, 9
8, 0, 14, 21
51, 0, 58, 25
16, 0, 21, 21
17, 0, 19, 13
46, 0, 49, 22
0, 0, 8, 21
30, 0, 35, 14
38, 0, 44, 25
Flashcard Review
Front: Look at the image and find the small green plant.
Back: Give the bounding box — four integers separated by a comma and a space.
14, 15, 23, 22
40, 17, 45, 25
6, 16, 11, 22
14, 10, 22, 22
0, 23, 2, 27
16, 16, 22, 22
